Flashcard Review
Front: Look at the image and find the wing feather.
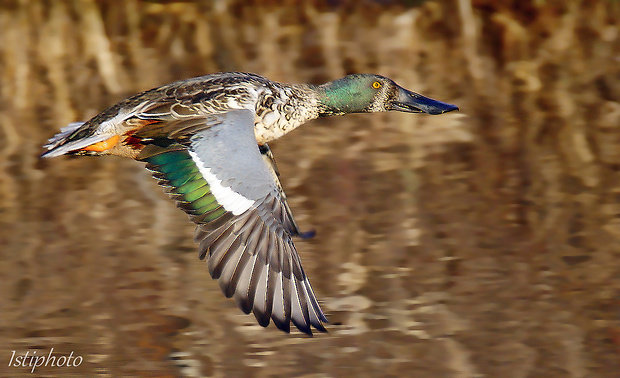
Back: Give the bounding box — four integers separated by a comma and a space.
139, 109, 327, 334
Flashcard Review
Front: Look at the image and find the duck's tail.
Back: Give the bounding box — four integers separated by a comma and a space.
41, 122, 117, 158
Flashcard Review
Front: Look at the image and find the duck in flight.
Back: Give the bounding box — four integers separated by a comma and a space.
42, 72, 458, 335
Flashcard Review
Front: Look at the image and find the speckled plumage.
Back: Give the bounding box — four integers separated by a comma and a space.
41, 72, 458, 335
46, 72, 320, 158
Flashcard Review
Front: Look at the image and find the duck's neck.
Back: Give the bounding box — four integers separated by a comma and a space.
253, 80, 366, 143
316, 79, 368, 116
253, 84, 321, 143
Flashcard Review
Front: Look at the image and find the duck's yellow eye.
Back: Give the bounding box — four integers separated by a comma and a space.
372, 81, 382, 89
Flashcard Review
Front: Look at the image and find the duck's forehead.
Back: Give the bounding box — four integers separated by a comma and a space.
352, 74, 378, 80
352, 74, 390, 83
374, 74, 391, 82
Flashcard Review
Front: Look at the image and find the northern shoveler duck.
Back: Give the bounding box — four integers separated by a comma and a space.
42, 72, 458, 335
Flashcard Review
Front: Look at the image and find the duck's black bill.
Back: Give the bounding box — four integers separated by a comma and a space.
390, 86, 459, 115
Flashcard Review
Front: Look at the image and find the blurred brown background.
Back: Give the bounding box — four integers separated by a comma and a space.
1, 0, 619, 376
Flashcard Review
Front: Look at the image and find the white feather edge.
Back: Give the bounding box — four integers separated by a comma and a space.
188, 150, 255, 216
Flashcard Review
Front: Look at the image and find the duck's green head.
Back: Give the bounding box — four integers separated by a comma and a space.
318, 74, 458, 116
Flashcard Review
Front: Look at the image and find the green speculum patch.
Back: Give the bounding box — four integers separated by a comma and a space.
144, 150, 224, 218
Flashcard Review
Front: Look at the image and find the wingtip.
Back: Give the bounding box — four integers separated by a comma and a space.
254, 310, 271, 328
236, 298, 254, 315
319, 312, 330, 324
272, 317, 291, 334
292, 319, 315, 336
297, 230, 316, 239
297, 319, 328, 335
314, 322, 328, 333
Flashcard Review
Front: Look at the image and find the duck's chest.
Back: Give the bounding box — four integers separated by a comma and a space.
252, 86, 318, 144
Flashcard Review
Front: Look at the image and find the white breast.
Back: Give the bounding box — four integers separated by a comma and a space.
262, 111, 280, 127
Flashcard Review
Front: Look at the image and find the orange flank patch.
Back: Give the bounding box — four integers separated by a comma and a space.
81, 135, 120, 152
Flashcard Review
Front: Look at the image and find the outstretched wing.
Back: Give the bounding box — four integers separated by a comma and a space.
140, 109, 327, 335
